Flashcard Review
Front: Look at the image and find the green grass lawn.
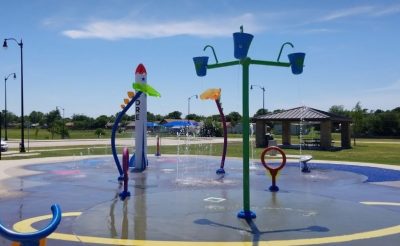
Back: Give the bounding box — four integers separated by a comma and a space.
3, 138, 399, 166
156, 141, 400, 165
4, 128, 186, 140
3, 129, 399, 165
4, 128, 134, 140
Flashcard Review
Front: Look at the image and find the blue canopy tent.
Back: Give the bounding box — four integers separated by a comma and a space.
146, 122, 161, 133
147, 122, 160, 127
163, 121, 199, 128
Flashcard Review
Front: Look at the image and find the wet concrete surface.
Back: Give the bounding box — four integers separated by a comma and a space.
1, 155, 400, 245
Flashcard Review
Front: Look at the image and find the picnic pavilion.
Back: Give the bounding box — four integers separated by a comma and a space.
254, 107, 352, 150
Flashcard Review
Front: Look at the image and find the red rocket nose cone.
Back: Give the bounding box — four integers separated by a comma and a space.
135, 64, 147, 74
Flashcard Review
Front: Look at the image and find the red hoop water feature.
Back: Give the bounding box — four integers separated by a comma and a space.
260, 146, 287, 192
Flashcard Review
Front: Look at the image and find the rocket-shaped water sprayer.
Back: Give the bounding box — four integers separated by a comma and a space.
132, 64, 148, 171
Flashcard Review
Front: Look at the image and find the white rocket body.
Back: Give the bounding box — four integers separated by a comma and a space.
133, 64, 148, 171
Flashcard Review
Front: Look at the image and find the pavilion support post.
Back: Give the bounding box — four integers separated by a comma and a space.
255, 120, 266, 147
282, 121, 291, 145
341, 121, 351, 149
320, 120, 332, 149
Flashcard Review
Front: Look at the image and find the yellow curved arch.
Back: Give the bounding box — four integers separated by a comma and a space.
12, 211, 400, 246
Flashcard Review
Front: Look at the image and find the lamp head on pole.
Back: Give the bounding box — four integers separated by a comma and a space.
188, 94, 198, 100
5, 73, 16, 81
3, 39, 8, 48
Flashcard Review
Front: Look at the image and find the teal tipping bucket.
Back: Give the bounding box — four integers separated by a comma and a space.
288, 52, 305, 75
193, 56, 209, 77
233, 32, 253, 60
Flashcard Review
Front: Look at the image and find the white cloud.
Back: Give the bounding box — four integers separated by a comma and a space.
346, 80, 400, 110
372, 4, 400, 16
320, 6, 375, 21
318, 4, 400, 22
365, 80, 400, 93
62, 13, 263, 40
289, 28, 339, 35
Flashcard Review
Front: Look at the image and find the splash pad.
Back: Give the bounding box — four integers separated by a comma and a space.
2, 26, 400, 245
1, 155, 400, 245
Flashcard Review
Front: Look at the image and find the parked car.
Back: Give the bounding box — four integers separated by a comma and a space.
1, 139, 8, 152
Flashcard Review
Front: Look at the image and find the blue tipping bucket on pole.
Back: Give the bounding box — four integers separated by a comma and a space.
193, 56, 209, 77
288, 52, 305, 75
233, 32, 254, 60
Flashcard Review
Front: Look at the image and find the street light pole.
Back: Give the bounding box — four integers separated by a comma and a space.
250, 84, 266, 115
56, 106, 65, 139
187, 95, 198, 117
4, 73, 16, 140
3, 38, 25, 152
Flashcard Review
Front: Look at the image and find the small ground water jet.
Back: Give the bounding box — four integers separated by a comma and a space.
299, 106, 312, 173
250, 123, 257, 170
175, 128, 215, 186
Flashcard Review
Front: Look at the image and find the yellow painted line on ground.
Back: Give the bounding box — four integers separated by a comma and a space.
361, 201, 400, 206
13, 212, 400, 246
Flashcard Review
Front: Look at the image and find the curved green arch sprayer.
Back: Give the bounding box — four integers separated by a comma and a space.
111, 92, 143, 179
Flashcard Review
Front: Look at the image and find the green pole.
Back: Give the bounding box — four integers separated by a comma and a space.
237, 58, 255, 219
197, 36, 300, 220
206, 58, 256, 219
242, 58, 251, 213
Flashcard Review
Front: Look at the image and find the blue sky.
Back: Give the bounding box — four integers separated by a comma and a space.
1, 0, 399, 118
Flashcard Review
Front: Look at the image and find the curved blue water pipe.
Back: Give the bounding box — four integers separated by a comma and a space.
111, 91, 143, 178
0, 204, 62, 245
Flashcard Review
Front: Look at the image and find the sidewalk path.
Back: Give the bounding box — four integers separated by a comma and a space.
6, 137, 242, 149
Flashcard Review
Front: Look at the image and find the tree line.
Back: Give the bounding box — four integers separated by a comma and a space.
1, 110, 244, 129
1, 101, 399, 138
329, 102, 400, 138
